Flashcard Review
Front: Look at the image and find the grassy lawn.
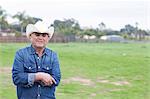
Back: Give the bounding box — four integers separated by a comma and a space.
0, 42, 150, 99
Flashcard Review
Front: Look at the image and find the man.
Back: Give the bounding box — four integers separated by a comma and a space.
12, 21, 61, 99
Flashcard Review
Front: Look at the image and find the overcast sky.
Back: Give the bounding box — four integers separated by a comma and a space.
0, 0, 149, 30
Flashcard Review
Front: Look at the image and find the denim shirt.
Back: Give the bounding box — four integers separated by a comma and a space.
12, 45, 61, 99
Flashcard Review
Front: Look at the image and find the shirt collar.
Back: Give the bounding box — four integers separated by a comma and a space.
29, 45, 49, 56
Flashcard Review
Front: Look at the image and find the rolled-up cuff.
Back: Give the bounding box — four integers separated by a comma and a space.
24, 73, 35, 87
28, 73, 35, 85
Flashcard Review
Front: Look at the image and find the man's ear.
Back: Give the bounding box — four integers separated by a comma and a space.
48, 36, 51, 41
29, 34, 32, 39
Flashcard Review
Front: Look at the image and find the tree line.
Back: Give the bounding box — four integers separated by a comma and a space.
0, 6, 149, 40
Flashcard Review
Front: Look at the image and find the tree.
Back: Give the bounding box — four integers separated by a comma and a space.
120, 24, 135, 35
13, 11, 27, 33
98, 22, 106, 31
137, 29, 146, 40
13, 11, 42, 33
82, 28, 97, 36
0, 6, 9, 31
54, 18, 81, 35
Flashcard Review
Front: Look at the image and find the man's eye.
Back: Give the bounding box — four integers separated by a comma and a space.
34, 33, 40, 36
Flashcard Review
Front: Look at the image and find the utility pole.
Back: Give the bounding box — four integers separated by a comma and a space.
135, 22, 139, 40
0, 24, 1, 32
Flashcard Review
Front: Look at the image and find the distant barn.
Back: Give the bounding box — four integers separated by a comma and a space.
100, 35, 124, 42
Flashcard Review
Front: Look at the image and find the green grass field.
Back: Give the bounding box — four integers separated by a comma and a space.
0, 42, 150, 99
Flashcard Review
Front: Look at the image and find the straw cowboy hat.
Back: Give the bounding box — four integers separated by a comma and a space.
26, 21, 54, 39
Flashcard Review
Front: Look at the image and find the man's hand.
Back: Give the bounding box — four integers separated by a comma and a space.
35, 72, 56, 86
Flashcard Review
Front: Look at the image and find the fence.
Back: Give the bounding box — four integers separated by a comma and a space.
0, 36, 29, 43
0, 36, 72, 43
0, 33, 78, 43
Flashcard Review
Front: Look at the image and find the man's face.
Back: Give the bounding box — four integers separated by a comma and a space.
30, 32, 50, 48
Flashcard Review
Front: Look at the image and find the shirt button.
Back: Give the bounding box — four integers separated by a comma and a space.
46, 67, 49, 70
28, 67, 31, 69
38, 66, 40, 69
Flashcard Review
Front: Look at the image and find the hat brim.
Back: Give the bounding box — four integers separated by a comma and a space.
26, 24, 54, 39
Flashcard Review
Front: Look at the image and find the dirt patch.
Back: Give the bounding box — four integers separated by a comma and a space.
111, 81, 130, 86
0, 67, 131, 87
90, 93, 97, 97
97, 78, 130, 86
97, 79, 110, 83
62, 76, 94, 86
62, 76, 130, 87
98, 88, 124, 94
0, 67, 11, 73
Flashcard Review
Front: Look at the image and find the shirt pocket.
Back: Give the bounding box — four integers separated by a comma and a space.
23, 63, 36, 73
41, 64, 52, 74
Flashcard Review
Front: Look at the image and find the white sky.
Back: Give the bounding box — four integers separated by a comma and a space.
0, 0, 149, 30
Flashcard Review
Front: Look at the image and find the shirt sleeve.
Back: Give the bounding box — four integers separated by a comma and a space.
51, 52, 61, 86
12, 50, 34, 87
26, 73, 36, 87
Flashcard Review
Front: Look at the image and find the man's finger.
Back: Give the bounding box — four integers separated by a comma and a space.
51, 77, 56, 84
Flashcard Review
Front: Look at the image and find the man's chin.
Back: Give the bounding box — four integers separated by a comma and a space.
36, 45, 45, 48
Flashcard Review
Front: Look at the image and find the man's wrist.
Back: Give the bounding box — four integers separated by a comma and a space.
35, 72, 42, 81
